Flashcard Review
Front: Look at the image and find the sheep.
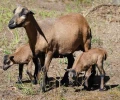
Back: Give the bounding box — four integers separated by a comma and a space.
8, 6, 95, 92
3, 43, 40, 83
66, 48, 107, 91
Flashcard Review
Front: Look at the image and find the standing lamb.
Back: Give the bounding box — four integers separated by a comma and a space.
66, 48, 107, 91
3, 43, 40, 83
8, 6, 95, 92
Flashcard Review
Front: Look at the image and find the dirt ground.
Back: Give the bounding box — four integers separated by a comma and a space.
0, 0, 120, 100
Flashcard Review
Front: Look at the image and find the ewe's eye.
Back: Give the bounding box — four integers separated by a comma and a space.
19, 8, 26, 17
19, 12, 25, 17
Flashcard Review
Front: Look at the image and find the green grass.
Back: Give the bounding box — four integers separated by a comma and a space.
91, 36, 103, 46
37, 10, 58, 19
16, 83, 38, 95
59, 58, 68, 64
1, 29, 25, 55
65, 4, 80, 13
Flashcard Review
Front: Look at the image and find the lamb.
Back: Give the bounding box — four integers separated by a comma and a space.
3, 43, 40, 83
8, 6, 95, 92
66, 48, 107, 91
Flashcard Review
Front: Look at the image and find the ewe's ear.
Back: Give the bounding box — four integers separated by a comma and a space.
21, 8, 34, 15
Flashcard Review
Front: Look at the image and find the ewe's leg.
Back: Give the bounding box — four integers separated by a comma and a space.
39, 53, 45, 67
26, 60, 34, 82
39, 53, 49, 81
18, 64, 24, 83
41, 51, 53, 92
33, 57, 40, 84
97, 61, 105, 90
61, 54, 74, 85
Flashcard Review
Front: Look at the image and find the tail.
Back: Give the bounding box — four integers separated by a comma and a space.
104, 50, 107, 60
88, 28, 92, 39
87, 28, 92, 49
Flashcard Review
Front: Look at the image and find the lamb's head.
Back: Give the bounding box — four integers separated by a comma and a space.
65, 69, 77, 86
8, 6, 34, 29
3, 55, 14, 70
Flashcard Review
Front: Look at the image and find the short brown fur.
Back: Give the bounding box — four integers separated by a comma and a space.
68, 48, 107, 90
3, 43, 35, 83
8, 6, 93, 91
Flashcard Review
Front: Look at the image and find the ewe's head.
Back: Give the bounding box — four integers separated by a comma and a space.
65, 69, 77, 86
3, 55, 14, 70
8, 6, 34, 29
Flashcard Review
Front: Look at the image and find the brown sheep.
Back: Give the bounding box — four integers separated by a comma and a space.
3, 43, 40, 83
8, 6, 95, 92
66, 48, 107, 91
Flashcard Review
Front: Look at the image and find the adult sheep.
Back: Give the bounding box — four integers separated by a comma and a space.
8, 6, 95, 92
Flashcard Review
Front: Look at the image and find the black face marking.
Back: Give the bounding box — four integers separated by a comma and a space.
69, 70, 76, 79
3, 55, 12, 70
3, 55, 9, 64
68, 70, 77, 84
19, 8, 27, 17
8, 6, 34, 29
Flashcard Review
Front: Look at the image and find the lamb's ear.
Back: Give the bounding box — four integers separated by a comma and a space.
9, 56, 14, 61
13, 8, 16, 14
4, 55, 9, 59
29, 11, 34, 15
64, 69, 70, 72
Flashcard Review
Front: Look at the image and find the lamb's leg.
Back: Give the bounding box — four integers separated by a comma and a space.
88, 65, 96, 88
18, 64, 23, 83
84, 36, 96, 88
61, 54, 74, 85
41, 51, 53, 92
97, 61, 105, 91
26, 60, 34, 82
83, 67, 92, 90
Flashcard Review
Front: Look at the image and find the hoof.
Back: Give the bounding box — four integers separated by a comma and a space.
42, 87, 46, 92
99, 87, 106, 91
40, 85, 46, 92
17, 78, 22, 84
83, 86, 91, 91
60, 79, 65, 85
61, 79, 69, 86
40, 81, 46, 92
16, 81, 22, 84
32, 80, 37, 85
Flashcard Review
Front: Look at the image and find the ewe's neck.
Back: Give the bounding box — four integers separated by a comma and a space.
24, 15, 38, 55
24, 15, 48, 46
